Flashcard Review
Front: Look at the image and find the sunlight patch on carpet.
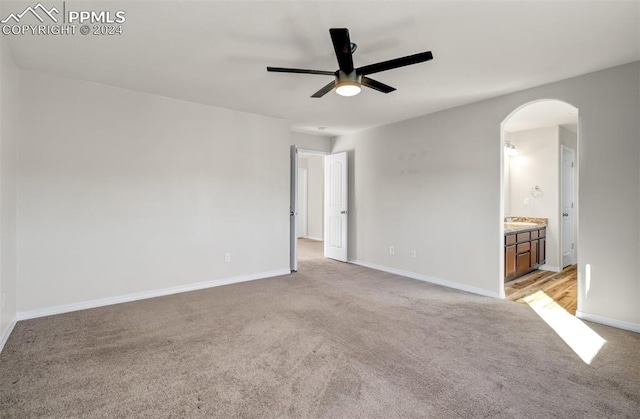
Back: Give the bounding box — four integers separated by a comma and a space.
523, 290, 605, 364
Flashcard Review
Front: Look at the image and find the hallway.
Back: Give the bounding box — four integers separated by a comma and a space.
297, 238, 323, 261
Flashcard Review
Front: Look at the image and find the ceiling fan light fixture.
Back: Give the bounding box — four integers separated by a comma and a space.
335, 71, 362, 97
336, 81, 361, 97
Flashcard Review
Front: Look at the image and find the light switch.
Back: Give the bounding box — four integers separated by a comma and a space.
524, 197, 530, 206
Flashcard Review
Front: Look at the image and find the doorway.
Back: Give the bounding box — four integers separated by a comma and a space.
501, 100, 579, 314
290, 148, 328, 270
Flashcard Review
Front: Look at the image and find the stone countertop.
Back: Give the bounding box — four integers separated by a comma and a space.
504, 223, 545, 233
504, 217, 548, 234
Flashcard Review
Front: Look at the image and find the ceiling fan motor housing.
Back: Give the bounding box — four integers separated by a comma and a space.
336, 70, 362, 85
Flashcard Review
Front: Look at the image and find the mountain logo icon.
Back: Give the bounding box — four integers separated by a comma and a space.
1, 2, 59, 24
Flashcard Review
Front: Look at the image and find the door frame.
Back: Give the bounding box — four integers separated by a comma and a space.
290, 147, 329, 271
499, 99, 580, 307
290, 145, 298, 272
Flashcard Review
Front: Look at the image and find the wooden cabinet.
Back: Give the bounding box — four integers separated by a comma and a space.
531, 239, 538, 268
505, 227, 546, 282
505, 245, 516, 277
516, 252, 531, 275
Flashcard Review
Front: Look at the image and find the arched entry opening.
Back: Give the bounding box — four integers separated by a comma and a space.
500, 99, 580, 315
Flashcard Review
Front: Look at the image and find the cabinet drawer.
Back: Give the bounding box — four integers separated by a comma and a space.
516, 242, 530, 254
505, 234, 516, 245
531, 230, 539, 239
539, 228, 546, 238
516, 232, 531, 243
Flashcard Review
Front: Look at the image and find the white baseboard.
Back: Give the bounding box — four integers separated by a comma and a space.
304, 236, 323, 242
539, 264, 561, 272
575, 310, 640, 334
16, 269, 291, 321
349, 260, 501, 299
0, 317, 17, 355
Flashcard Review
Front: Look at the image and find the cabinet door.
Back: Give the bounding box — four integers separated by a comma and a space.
505, 245, 516, 280
531, 239, 539, 268
516, 252, 531, 275
539, 238, 546, 264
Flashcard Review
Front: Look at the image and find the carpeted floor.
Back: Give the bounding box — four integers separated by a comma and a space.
297, 238, 324, 261
1, 257, 639, 418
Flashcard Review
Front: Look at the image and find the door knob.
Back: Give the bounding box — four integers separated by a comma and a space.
562, 213, 569, 217
341, 210, 348, 214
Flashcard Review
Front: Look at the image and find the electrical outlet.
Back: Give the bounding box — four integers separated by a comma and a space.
224, 253, 231, 263
411, 250, 417, 259
389, 246, 395, 255
524, 197, 530, 206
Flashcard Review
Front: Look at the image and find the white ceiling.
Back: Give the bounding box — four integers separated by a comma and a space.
504, 100, 578, 132
2, 1, 639, 136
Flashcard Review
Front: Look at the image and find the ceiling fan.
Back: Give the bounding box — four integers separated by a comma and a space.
267, 28, 433, 98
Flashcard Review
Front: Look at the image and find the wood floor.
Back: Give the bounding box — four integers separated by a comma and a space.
505, 265, 577, 315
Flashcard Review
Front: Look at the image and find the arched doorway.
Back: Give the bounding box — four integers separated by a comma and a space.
500, 99, 579, 315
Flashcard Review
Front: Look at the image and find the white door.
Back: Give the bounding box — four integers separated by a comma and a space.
561, 145, 576, 267
324, 152, 348, 262
297, 168, 308, 238
290, 145, 298, 272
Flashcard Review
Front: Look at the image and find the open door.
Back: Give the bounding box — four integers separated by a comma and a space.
561, 145, 576, 268
290, 145, 298, 272
324, 152, 348, 262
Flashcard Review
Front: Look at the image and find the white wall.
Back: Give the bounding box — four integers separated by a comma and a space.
17, 70, 291, 314
305, 155, 324, 241
291, 132, 332, 153
508, 126, 560, 269
297, 154, 323, 241
0, 38, 18, 349
559, 126, 578, 150
503, 151, 511, 216
333, 62, 640, 329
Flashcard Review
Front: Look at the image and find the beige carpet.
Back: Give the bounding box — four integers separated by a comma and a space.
1, 257, 639, 418
297, 238, 323, 261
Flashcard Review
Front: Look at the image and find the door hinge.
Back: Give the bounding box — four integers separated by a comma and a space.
571, 202, 574, 208
571, 243, 575, 249
571, 162, 574, 168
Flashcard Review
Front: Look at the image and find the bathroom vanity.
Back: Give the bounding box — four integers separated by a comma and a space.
504, 221, 546, 282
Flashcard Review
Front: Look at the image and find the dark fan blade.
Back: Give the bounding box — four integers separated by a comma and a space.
361, 76, 396, 93
329, 28, 354, 73
267, 67, 335, 76
311, 80, 336, 98
356, 51, 433, 75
